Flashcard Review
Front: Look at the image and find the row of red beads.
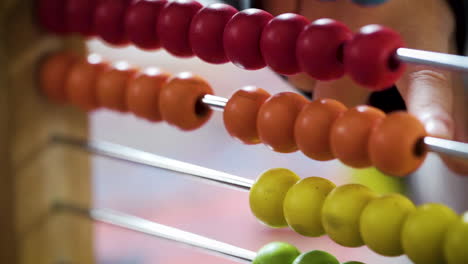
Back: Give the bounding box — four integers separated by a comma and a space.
38, 0, 406, 90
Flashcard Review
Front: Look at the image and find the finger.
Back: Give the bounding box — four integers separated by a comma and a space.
260, 0, 298, 15
287, 73, 316, 92
314, 76, 371, 107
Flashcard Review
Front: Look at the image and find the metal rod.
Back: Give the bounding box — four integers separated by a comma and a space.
50, 135, 253, 191
202, 94, 228, 111
53, 202, 256, 263
396, 48, 468, 73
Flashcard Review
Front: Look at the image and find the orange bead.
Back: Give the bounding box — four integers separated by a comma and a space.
223, 86, 271, 145
330, 105, 385, 168
127, 67, 170, 122
96, 61, 138, 112
369, 112, 428, 177
294, 99, 347, 161
65, 54, 110, 111
159, 72, 214, 131
257, 92, 309, 153
39, 51, 79, 103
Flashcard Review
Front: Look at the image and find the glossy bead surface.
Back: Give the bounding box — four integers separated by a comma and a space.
39, 51, 79, 103
96, 62, 138, 112
294, 99, 347, 161
283, 177, 336, 237
223, 87, 270, 145
297, 18, 352, 81
260, 13, 309, 75
444, 215, 468, 264
292, 251, 340, 264
190, 3, 238, 64
157, 0, 203, 57
253, 242, 301, 264
321, 184, 378, 247
369, 112, 427, 177
65, 54, 109, 111
159, 72, 213, 130
330, 105, 385, 168
352, 0, 389, 6
94, 0, 130, 46
402, 204, 458, 264
125, 0, 167, 50
38, 0, 67, 34
257, 92, 309, 153
249, 168, 301, 228
127, 68, 170, 122
66, 0, 97, 36
360, 194, 415, 256
344, 24, 405, 90
223, 9, 273, 70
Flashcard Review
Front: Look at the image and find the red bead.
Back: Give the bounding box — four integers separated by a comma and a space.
66, 0, 97, 36
157, 0, 203, 57
37, 0, 67, 34
344, 24, 406, 91
190, 3, 238, 64
297, 18, 352, 81
260, 13, 309, 75
94, 0, 130, 46
125, 0, 167, 50
223, 9, 273, 70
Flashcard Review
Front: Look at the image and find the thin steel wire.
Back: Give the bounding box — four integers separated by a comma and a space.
397, 48, 468, 73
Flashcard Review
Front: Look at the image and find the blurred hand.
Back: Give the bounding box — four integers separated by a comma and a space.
262, 0, 468, 175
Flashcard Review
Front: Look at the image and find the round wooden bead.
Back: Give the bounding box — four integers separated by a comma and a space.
330, 105, 385, 168
260, 13, 309, 75
297, 18, 352, 81
223, 86, 271, 145
94, 0, 130, 46
223, 9, 273, 70
96, 62, 138, 112
294, 99, 347, 161
66, 0, 97, 36
257, 92, 309, 153
253, 242, 301, 264
127, 68, 170, 122
444, 215, 468, 264
190, 3, 238, 64
159, 72, 213, 131
65, 54, 109, 111
293, 251, 340, 264
39, 51, 79, 103
37, 0, 67, 34
344, 24, 405, 90
125, 0, 167, 50
157, 0, 203, 57
369, 112, 427, 177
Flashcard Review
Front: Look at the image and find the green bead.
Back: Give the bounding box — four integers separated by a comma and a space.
253, 242, 301, 264
292, 250, 339, 264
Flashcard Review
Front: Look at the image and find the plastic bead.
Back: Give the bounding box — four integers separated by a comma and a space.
360, 194, 415, 256
294, 99, 347, 161
352, 0, 389, 6
96, 62, 138, 112
125, 0, 168, 50
249, 168, 300, 228
344, 24, 405, 90
159, 72, 213, 131
37, 0, 67, 34
292, 251, 339, 264
127, 68, 170, 122
296, 18, 352, 81
39, 51, 79, 103
260, 13, 309, 75
66, 0, 97, 36
283, 177, 336, 237
190, 3, 238, 64
65, 54, 109, 111
257, 92, 309, 153
253, 242, 301, 264
94, 0, 130, 46
223, 9, 273, 70
321, 184, 378, 247
330, 105, 385, 168
157, 0, 203, 57
444, 215, 468, 264
401, 204, 458, 264
223, 87, 271, 145
369, 112, 427, 177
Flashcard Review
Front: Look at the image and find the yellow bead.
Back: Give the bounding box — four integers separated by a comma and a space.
249, 168, 301, 228
283, 177, 336, 237
444, 213, 468, 264
321, 184, 377, 247
360, 194, 415, 256
401, 203, 458, 264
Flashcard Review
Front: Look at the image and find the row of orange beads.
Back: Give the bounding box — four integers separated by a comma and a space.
39, 51, 214, 131
223, 89, 428, 177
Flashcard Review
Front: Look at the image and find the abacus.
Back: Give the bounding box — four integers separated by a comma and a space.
1, 0, 467, 264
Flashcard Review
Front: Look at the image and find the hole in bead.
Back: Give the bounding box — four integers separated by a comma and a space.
336, 43, 345, 63
195, 96, 210, 117
413, 137, 427, 158
387, 50, 401, 72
